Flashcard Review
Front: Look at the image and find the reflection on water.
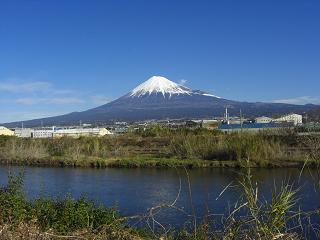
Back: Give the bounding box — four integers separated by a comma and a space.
0, 166, 319, 230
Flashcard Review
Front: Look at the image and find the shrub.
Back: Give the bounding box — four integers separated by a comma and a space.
0, 172, 30, 225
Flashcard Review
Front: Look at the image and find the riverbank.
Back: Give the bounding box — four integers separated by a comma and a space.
1, 169, 318, 239
0, 128, 319, 168
0, 155, 312, 169
0, 173, 145, 240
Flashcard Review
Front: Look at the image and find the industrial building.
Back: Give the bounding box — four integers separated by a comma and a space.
32, 129, 54, 138
218, 113, 303, 132
0, 126, 14, 136
14, 128, 33, 138
274, 114, 302, 126
53, 127, 112, 138
13, 127, 113, 138
255, 116, 273, 124
218, 123, 283, 133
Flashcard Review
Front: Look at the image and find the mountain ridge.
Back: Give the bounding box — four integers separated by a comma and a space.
2, 76, 318, 127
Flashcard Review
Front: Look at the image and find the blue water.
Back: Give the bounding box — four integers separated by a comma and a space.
0, 166, 319, 237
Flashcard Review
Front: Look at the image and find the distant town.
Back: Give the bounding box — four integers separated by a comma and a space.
1, 109, 319, 138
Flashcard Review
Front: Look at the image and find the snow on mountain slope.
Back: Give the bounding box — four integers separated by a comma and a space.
130, 76, 191, 97
129, 76, 220, 98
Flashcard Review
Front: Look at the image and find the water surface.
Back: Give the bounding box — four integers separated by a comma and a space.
0, 166, 319, 235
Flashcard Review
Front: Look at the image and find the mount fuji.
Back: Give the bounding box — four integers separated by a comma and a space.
128, 76, 219, 98
3, 76, 318, 127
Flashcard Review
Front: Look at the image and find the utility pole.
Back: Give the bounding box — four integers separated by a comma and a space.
240, 109, 243, 130
305, 113, 308, 124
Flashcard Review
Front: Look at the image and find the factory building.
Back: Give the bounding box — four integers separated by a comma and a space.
53, 128, 112, 138
32, 129, 54, 138
14, 128, 33, 138
274, 114, 302, 126
13, 127, 113, 138
0, 126, 14, 136
255, 116, 273, 124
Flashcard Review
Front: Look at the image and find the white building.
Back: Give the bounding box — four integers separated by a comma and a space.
32, 129, 53, 138
53, 127, 112, 138
0, 126, 14, 136
255, 116, 273, 124
275, 114, 302, 126
14, 128, 33, 138
14, 127, 113, 138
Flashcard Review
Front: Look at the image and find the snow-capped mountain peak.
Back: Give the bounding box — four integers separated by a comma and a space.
130, 76, 192, 97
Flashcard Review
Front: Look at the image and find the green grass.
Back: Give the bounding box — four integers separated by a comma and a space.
0, 173, 146, 239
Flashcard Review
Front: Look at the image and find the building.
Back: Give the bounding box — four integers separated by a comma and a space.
53, 127, 112, 138
32, 129, 53, 138
14, 128, 33, 138
0, 126, 14, 136
14, 127, 113, 138
274, 114, 302, 126
255, 116, 273, 124
218, 123, 284, 133
198, 120, 219, 130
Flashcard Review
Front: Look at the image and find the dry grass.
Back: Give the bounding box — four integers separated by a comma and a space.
0, 128, 317, 168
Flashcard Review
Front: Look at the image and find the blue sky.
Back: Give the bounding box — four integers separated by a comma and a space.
0, 0, 320, 123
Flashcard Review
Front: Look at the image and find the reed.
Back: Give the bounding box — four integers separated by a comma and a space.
0, 128, 314, 168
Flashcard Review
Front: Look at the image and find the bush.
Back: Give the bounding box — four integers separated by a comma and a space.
0, 173, 119, 234
0, 172, 30, 225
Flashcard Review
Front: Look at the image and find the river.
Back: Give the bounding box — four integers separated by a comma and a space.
0, 166, 319, 237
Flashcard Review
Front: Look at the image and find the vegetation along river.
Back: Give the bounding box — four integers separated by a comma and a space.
0, 165, 320, 238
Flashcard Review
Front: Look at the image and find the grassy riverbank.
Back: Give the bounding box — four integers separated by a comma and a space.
1, 170, 319, 239
0, 173, 146, 240
0, 128, 319, 168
